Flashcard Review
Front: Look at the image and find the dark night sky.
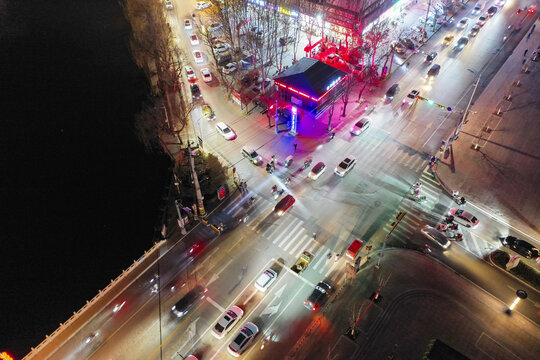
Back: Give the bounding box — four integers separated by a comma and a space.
0, 0, 170, 357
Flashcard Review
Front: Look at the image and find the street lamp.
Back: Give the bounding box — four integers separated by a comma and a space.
506, 289, 527, 314
453, 68, 481, 140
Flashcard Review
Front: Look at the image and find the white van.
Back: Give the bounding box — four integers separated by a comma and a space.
472, 2, 485, 15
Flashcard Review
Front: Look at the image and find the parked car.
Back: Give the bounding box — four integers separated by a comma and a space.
403, 89, 420, 105
457, 17, 469, 29
448, 208, 479, 228
254, 269, 277, 291
421, 225, 451, 249
222, 62, 237, 74
250, 78, 273, 97
195, 1, 211, 10
500, 236, 539, 259
350, 118, 370, 135
193, 50, 204, 64
185, 66, 197, 81
212, 306, 244, 339
273, 194, 295, 216
227, 322, 259, 356
384, 83, 400, 100
427, 64, 441, 79
399, 38, 416, 50
215, 122, 236, 140
279, 36, 295, 46
184, 19, 192, 30
190, 34, 199, 46
208, 23, 223, 32
304, 282, 331, 311
309, 162, 327, 180
334, 156, 357, 177
190, 83, 202, 99
213, 42, 231, 54
165, 1, 174, 10
200, 68, 212, 82
392, 41, 406, 54
171, 286, 207, 317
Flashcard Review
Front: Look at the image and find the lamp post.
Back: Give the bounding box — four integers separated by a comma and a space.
454, 68, 480, 140
506, 289, 527, 314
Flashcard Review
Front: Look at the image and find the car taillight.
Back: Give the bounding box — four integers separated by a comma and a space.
312, 306, 317, 311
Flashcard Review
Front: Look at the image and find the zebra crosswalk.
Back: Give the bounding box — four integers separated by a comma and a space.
222, 192, 335, 274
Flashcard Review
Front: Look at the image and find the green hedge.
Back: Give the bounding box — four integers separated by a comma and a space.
491, 250, 540, 288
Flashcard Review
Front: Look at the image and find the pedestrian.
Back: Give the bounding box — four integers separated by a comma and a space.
522, 59, 526, 65
312, 232, 317, 240
524, 49, 528, 57
293, 143, 298, 153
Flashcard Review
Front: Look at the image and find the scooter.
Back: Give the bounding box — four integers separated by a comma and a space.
284, 155, 293, 167
302, 157, 313, 170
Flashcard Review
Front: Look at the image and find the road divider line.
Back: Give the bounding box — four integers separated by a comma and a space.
206, 296, 226, 313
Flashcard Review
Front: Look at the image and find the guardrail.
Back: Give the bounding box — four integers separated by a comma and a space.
23, 240, 167, 359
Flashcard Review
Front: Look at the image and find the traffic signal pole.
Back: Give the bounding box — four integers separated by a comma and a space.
376, 211, 406, 269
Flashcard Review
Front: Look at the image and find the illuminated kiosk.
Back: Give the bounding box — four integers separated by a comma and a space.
273, 57, 347, 120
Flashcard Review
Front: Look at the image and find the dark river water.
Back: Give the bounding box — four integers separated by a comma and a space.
0, 0, 170, 357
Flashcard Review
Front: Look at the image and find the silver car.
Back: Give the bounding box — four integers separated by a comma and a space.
421, 225, 451, 249
212, 306, 244, 339
334, 156, 357, 177
351, 118, 370, 135
228, 322, 259, 356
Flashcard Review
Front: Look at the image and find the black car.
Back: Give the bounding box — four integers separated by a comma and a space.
384, 83, 400, 100
425, 51, 438, 63
487, 6, 498, 16
171, 285, 207, 317
427, 64, 441, 79
500, 236, 539, 259
304, 281, 331, 311
190, 83, 202, 99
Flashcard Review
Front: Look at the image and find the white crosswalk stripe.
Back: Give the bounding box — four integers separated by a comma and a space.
282, 228, 306, 251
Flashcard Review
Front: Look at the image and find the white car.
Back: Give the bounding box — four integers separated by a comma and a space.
215, 122, 236, 140
351, 118, 370, 135
184, 19, 192, 30
193, 50, 203, 64
212, 306, 244, 339
403, 89, 419, 105
185, 66, 197, 81
228, 322, 259, 357
195, 1, 211, 10
457, 17, 469, 29
200, 68, 212, 82
165, 0, 173, 10
190, 34, 199, 46
495, 0, 505, 7
213, 43, 231, 54
254, 269, 277, 292
222, 62, 237, 74
334, 156, 357, 177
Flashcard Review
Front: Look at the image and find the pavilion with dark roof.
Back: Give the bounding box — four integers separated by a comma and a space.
273, 57, 348, 117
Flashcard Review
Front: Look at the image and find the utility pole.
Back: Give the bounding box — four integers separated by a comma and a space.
421, 0, 433, 44
454, 69, 480, 140
187, 141, 205, 216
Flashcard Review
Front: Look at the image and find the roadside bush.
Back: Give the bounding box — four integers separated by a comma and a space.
491, 250, 540, 288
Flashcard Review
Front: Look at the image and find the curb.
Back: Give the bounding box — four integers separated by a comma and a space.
486, 251, 540, 295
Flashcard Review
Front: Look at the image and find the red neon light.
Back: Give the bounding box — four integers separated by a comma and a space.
274, 75, 346, 103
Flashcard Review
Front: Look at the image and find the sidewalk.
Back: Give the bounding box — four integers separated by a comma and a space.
435, 20, 540, 237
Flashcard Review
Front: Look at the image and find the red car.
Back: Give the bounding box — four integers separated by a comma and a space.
273, 194, 295, 216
